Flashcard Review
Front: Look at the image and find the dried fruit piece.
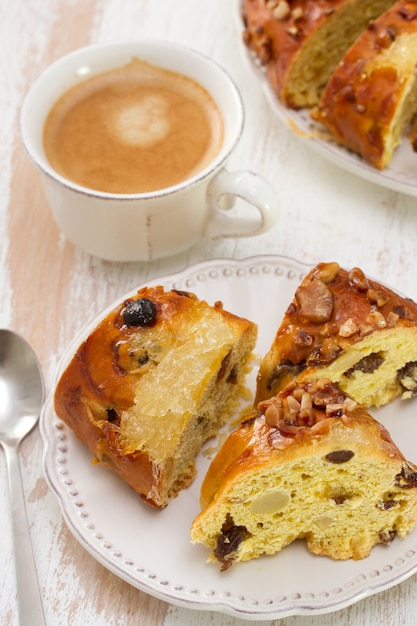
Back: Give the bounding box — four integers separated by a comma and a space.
214, 515, 250, 571
344, 353, 384, 378
325, 450, 355, 464
123, 298, 157, 327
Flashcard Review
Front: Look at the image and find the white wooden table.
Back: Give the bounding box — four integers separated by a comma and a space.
2, 1, 417, 624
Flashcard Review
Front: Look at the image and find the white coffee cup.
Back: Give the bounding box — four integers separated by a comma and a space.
20, 40, 279, 262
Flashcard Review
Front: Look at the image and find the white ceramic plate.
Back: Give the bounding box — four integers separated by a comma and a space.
242, 42, 417, 198
40, 256, 417, 620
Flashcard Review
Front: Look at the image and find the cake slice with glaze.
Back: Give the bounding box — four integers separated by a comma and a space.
54, 286, 257, 508
255, 262, 417, 408
242, 0, 396, 108
313, 1, 417, 169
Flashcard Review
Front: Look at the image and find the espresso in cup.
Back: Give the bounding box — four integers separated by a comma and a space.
43, 59, 224, 194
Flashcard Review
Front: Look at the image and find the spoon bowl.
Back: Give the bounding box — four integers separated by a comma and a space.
0, 330, 44, 441
0, 329, 46, 625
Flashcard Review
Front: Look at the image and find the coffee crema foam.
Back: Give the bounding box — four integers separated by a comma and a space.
43, 58, 224, 194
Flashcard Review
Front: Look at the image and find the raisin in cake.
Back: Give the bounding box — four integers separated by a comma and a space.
313, 1, 417, 169
242, 0, 396, 108
54, 286, 257, 508
191, 378, 417, 569
256, 262, 417, 408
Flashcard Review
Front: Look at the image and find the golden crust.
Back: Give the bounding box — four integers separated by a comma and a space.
54, 286, 257, 508
255, 262, 417, 408
314, 1, 417, 169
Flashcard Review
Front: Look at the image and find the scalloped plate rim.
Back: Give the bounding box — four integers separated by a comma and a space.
40, 254, 417, 620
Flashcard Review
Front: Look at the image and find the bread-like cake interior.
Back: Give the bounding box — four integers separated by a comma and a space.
191, 379, 417, 569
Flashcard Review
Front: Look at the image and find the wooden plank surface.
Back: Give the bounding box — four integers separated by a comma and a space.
2, 0, 417, 624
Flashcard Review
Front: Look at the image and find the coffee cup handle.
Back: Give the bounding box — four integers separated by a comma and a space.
205, 168, 279, 239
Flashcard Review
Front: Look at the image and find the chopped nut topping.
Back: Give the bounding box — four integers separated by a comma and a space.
260, 379, 357, 440
338, 318, 359, 338
287, 394, 301, 415
300, 391, 313, 410
271, 0, 290, 20
308, 337, 341, 366
367, 288, 388, 307
286, 25, 300, 36
320, 322, 339, 337
294, 330, 315, 346
296, 279, 334, 323
366, 307, 386, 328
291, 6, 303, 20
255, 33, 273, 64
325, 403, 346, 417
313, 262, 340, 284
386, 311, 400, 327
348, 267, 369, 292
264, 401, 284, 428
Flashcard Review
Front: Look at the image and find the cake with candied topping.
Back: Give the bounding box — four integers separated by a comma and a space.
313, 1, 417, 169
255, 262, 417, 408
191, 378, 417, 569
54, 286, 257, 508
242, 0, 396, 108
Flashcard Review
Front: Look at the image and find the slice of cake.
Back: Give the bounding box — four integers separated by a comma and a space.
54, 286, 257, 508
256, 262, 417, 408
313, 1, 417, 169
242, 0, 396, 108
191, 378, 417, 569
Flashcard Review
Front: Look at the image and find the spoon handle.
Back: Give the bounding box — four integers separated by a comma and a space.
3, 441, 46, 626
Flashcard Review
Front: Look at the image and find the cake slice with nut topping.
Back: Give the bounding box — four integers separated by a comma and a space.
191, 378, 417, 569
255, 262, 417, 408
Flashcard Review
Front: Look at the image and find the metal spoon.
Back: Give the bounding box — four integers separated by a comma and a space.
0, 329, 46, 625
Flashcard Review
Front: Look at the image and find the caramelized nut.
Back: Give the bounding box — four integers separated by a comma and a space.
296, 279, 334, 323
264, 402, 284, 428
313, 262, 340, 283
348, 267, 369, 292
366, 307, 386, 328
291, 6, 303, 20
300, 392, 313, 410
367, 288, 388, 307
325, 403, 345, 417
272, 0, 290, 19
386, 311, 400, 327
338, 318, 359, 338
294, 330, 315, 346
286, 25, 300, 36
